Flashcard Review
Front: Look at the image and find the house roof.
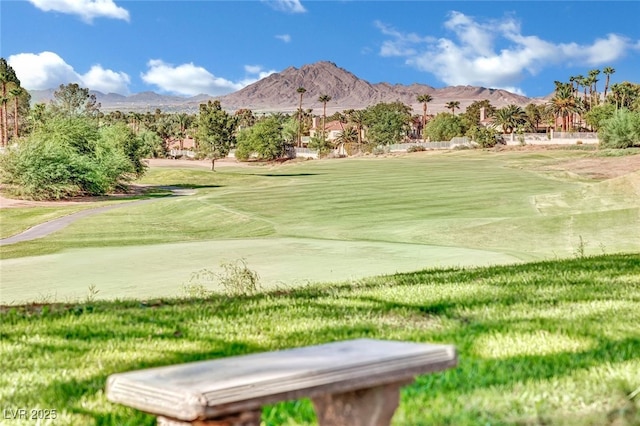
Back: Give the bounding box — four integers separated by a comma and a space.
311, 119, 344, 132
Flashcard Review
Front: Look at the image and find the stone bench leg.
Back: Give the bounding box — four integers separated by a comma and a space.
311, 382, 407, 426
157, 410, 261, 426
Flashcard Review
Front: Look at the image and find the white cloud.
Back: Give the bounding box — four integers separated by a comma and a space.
27, 0, 130, 23
239, 65, 277, 87
244, 65, 264, 74
141, 60, 239, 96
82, 65, 131, 94
8, 51, 131, 94
376, 12, 639, 94
263, 0, 306, 14
141, 60, 276, 96
275, 34, 292, 43
375, 21, 434, 57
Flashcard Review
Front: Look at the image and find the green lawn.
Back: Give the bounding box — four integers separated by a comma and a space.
1, 254, 638, 425
1, 150, 639, 304
1, 149, 639, 425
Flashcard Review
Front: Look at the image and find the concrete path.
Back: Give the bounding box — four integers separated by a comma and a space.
0, 187, 195, 246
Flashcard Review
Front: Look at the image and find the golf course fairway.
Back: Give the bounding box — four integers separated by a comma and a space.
2, 149, 639, 304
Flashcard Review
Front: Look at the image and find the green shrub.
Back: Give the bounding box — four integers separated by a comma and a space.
372, 146, 389, 155
424, 113, 468, 142
0, 137, 84, 199
217, 259, 261, 296
234, 116, 288, 161
138, 130, 166, 158
466, 126, 502, 148
308, 135, 333, 156
0, 117, 146, 200
598, 109, 640, 149
407, 144, 426, 153
185, 259, 261, 297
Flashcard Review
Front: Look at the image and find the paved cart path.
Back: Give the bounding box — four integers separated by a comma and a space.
0, 187, 195, 246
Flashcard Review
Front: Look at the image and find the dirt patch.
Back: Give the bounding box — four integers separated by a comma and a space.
0, 184, 151, 209
147, 157, 250, 169
0, 158, 255, 208
544, 154, 640, 180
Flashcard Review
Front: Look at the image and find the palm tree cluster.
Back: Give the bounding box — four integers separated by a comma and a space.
0, 58, 30, 146
548, 67, 627, 131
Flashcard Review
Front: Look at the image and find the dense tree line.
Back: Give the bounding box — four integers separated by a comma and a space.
2, 58, 639, 200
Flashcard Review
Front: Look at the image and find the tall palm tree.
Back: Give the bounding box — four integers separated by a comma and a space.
445, 101, 460, 115
318, 94, 332, 139
416, 94, 433, 138
574, 75, 586, 103
548, 85, 578, 132
129, 112, 143, 134
346, 109, 366, 146
494, 104, 527, 134
587, 69, 601, 108
335, 126, 358, 145
0, 58, 20, 146
603, 66, 615, 99
588, 69, 601, 94
296, 87, 306, 147
173, 113, 192, 150
9, 86, 24, 139
569, 76, 579, 94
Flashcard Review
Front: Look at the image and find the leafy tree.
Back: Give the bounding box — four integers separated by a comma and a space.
194, 100, 236, 171
462, 100, 496, 126
138, 130, 166, 158
307, 134, 332, 156
598, 109, 640, 149
424, 113, 468, 141
234, 108, 256, 130
281, 116, 299, 145
50, 83, 101, 118
98, 122, 147, 176
584, 104, 616, 132
524, 103, 544, 132
28, 103, 50, 133
363, 102, 412, 145
235, 115, 288, 161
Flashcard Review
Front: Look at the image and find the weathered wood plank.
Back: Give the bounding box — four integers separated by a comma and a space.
106, 338, 457, 421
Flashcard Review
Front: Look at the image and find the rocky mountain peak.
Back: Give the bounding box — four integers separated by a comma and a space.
28, 61, 541, 113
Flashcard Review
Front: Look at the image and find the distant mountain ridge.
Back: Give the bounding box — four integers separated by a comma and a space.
28, 89, 205, 113
29, 61, 541, 114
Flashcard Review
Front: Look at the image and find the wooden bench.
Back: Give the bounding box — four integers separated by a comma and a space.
106, 338, 457, 426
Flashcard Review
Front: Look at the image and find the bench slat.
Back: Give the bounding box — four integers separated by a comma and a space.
106, 338, 457, 421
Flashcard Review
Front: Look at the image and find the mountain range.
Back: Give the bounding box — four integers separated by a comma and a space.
29, 61, 544, 114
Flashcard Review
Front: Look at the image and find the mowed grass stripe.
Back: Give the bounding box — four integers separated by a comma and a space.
1, 253, 638, 425
1, 150, 638, 302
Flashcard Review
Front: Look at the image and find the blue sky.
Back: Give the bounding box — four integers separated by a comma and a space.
2, 0, 639, 98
